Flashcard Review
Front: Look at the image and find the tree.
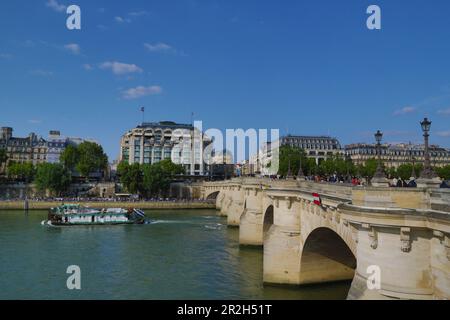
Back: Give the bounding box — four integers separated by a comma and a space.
278, 145, 307, 176
60, 144, 79, 171
118, 162, 143, 194
159, 159, 185, 176
75, 142, 108, 179
436, 165, 450, 181
357, 158, 379, 180
394, 163, 423, 180
7, 162, 35, 182
142, 160, 185, 197
117, 159, 185, 197
34, 163, 71, 196
306, 158, 318, 175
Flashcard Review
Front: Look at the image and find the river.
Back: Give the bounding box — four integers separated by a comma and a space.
0, 209, 351, 300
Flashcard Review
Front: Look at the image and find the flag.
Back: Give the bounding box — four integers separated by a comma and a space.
312, 193, 322, 206
140, 106, 145, 112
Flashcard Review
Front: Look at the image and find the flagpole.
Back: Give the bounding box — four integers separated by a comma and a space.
141, 106, 145, 124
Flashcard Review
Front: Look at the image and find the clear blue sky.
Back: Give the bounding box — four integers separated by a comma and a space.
1, 0, 450, 160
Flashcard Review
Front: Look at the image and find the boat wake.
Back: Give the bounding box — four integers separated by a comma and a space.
204, 223, 223, 230
41, 220, 57, 228
149, 219, 196, 225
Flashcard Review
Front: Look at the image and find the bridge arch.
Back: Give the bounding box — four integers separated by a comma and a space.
205, 191, 220, 200
299, 227, 356, 286
263, 205, 274, 236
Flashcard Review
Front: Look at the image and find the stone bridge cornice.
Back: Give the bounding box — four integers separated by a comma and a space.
339, 203, 450, 234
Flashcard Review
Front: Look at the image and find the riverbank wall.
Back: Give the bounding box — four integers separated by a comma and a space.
0, 201, 216, 211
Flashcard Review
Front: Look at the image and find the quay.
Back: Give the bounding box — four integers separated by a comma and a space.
0, 200, 216, 211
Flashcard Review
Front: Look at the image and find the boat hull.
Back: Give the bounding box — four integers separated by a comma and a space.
47, 204, 146, 226
49, 220, 144, 226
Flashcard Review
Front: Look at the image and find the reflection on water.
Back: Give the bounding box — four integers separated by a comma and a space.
0, 210, 350, 300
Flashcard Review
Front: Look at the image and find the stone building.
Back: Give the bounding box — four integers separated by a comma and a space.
247, 136, 343, 176
0, 127, 99, 167
345, 142, 450, 169
0, 127, 47, 165
280, 135, 343, 165
47, 130, 66, 164
119, 121, 212, 176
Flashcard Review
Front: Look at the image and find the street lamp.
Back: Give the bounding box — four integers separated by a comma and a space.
408, 143, 416, 179
371, 130, 390, 187
345, 152, 352, 183
419, 118, 435, 179
417, 117, 441, 188
297, 157, 305, 180
374, 130, 385, 178
286, 157, 293, 180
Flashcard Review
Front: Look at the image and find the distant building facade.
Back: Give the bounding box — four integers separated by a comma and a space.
1, 127, 99, 167
120, 121, 212, 175
47, 131, 66, 164
280, 135, 343, 164
345, 143, 450, 169
0, 127, 47, 165
246, 136, 343, 176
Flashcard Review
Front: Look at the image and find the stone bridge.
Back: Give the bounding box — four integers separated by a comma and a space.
198, 178, 450, 300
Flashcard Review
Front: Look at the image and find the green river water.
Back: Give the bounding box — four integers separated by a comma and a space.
0, 209, 351, 300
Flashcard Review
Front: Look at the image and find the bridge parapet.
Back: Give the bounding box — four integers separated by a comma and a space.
351, 187, 450, 213
430, 189, 450, 212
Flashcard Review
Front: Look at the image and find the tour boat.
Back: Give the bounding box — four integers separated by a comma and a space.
47, 204, 146, 226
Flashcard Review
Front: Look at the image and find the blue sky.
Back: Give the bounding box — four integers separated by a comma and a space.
1, 0, 450, 160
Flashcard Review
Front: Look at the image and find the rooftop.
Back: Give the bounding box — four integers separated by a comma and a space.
137, 121, 194, 130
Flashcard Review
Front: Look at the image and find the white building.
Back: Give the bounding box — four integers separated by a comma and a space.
120, 121, 212, 176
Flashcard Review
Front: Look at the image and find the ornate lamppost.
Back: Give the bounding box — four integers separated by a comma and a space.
409, 143, 417, 180
345, 151, 352, 183
417, 118, 441, 188
297, 157, 305, 180
223, 150, 227, 180
286, 157, 293, 180
371, 130, 390, 187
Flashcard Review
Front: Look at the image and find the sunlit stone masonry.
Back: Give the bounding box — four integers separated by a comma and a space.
196, 178, 450, 300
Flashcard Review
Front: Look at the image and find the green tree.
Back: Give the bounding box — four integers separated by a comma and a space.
34, 163, 71, 196
359, 158, 379, 179
159, 159, 185, 176
436, 165, 450, 181
76, 142, 108, 179
118, 162, 143, 194
394, 163, 423, 180
142, 159, 185, 197
305, 158, 318, 175
60, 144, 79, 170
278, 145, 307, 176
7, 162, 35, 182
318, 158, 335, 176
